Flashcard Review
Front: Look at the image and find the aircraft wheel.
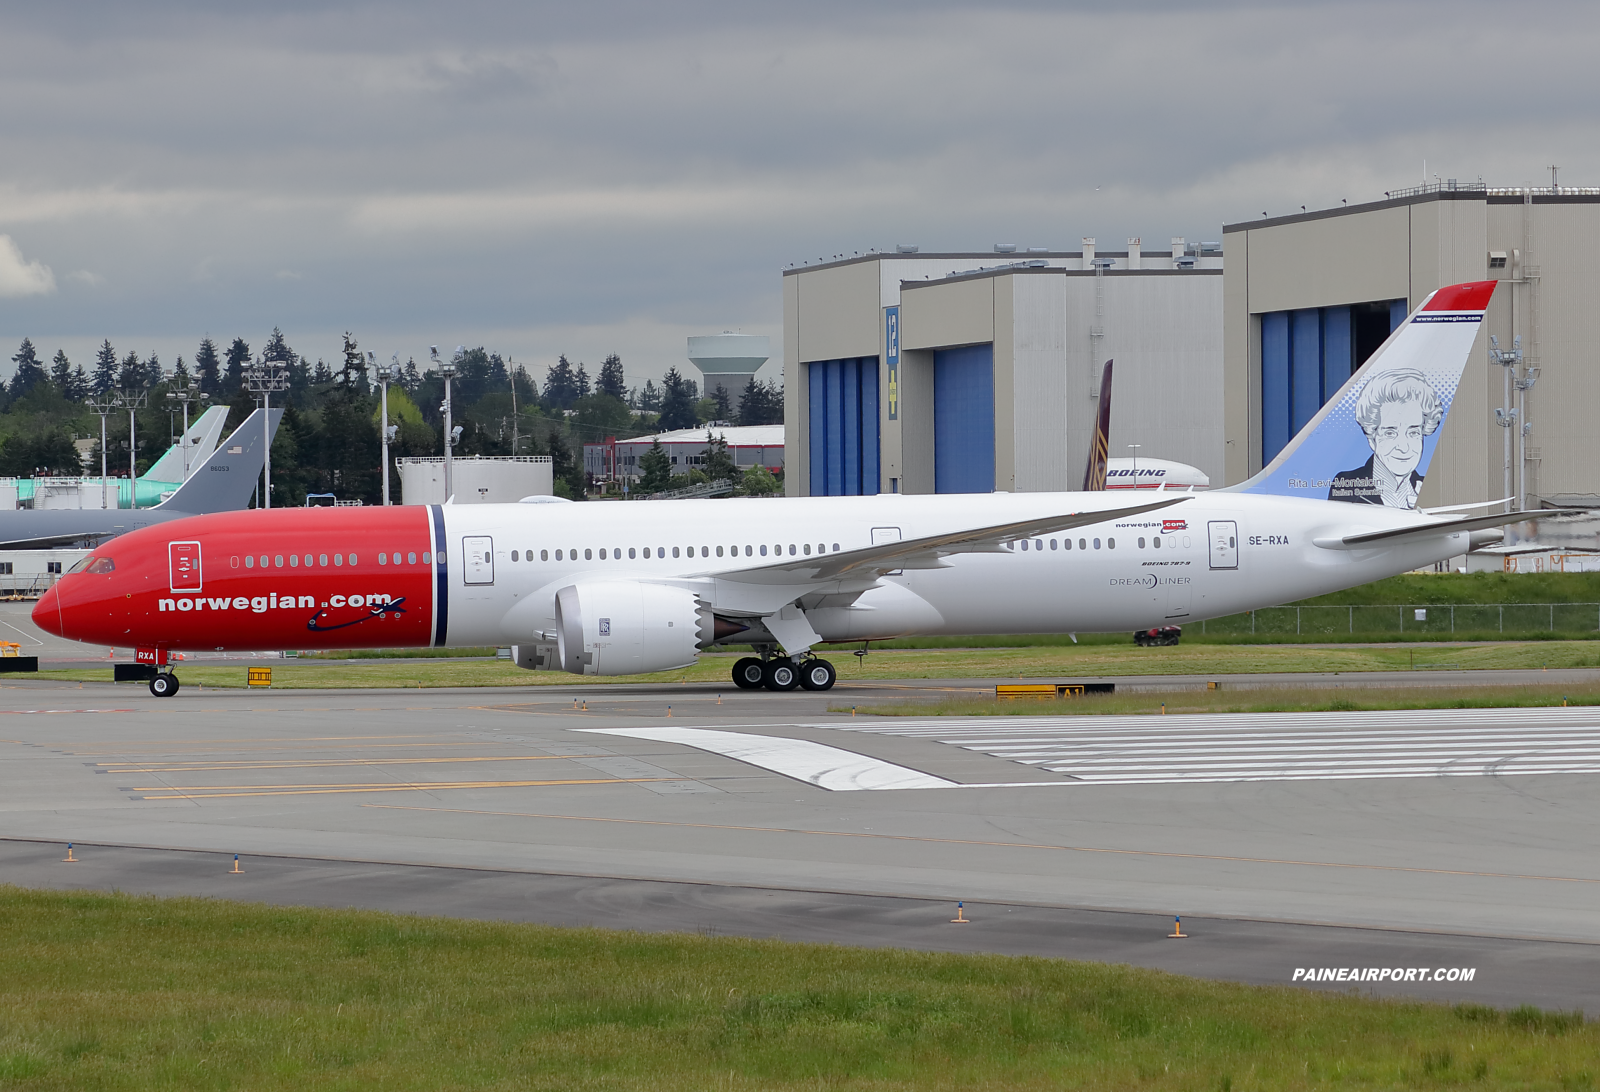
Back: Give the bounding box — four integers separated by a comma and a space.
732, 657, 766, 690
149, 673, 179, 698
798, 658, 837, 691
763, 659, 801, 691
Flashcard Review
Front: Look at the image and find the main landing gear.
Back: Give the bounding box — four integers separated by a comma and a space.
730, 655, 837, 692
149, 672, 180, 698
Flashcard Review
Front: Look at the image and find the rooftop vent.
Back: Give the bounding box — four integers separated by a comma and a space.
896, 244, 919, 254
994, 243, 1017, 253
1026, 247, 1049, 254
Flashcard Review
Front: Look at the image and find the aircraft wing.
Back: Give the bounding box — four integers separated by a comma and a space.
1314, 509, 1585, 550
705, 495, 1190, 588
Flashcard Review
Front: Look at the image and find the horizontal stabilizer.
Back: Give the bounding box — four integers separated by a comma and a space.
1314, 509, 1585, 551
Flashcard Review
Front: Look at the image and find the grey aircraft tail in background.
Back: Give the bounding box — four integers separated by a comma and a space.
0, 409, 282, 550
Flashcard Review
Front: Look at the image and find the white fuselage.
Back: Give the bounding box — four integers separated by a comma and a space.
433, 492, 1465, 647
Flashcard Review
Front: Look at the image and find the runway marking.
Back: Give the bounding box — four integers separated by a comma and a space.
834, 707, 1600, 785
133, 777, 679, 800
0, 709, 134, 715
97, 755, 589, 773
578, 727, 955, 791
359, 804, 1600, 886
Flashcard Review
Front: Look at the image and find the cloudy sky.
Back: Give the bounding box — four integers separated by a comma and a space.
0, 1, 1593, 391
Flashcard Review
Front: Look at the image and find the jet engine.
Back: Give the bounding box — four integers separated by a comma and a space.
553, 581, 708, 676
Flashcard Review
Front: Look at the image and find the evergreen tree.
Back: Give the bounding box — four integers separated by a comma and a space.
401, 357, 422, 393
545, 431, 584, 498
597, 354, 626, 399
118, 350, 143, 392
709, 383, 732, 422
737, 378, 784, 425
636, 379, 661, 413
702, 431, 735, 483
172, 356, 189, 382
224, 337, 252, 392
49, 348, 73, 392
511, 362, 537, 404
487, 352, 509, 391
194, 337, 221, 394
71, 365, 88, 400
92, 340, 119, 395
9, 339, 44, 399
657, 367, 699, 431
542, 355, 581, 410
339, 332, 367, 392
262, 327, 294, 364
311, 359, 333, 386
636, 438, 672, 493
143, 351, 163, 390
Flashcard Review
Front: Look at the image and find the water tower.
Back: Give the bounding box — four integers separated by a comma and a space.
687, 333, 769, 415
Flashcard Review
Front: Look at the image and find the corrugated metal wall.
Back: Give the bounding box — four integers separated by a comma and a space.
933, 344, 995, 493
806, 357, 880, 495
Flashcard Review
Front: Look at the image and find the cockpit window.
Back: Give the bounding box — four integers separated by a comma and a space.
78, 557, 115, 574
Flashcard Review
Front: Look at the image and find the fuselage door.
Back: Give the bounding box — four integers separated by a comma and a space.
169, 541, 202, 592
1208, 521, 1238, 570
871, 526, 902, 576
463, 536, 494, 585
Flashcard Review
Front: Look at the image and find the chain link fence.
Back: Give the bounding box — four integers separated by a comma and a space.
1197, 603, 1600, 637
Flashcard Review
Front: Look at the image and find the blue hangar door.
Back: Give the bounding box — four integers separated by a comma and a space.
807, 357, 880, 496
933, 343, 994, 493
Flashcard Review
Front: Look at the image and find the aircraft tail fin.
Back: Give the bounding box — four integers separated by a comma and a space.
1081, 359, 1113, 491
155, 408, 282, 514
142, 404, 229, 483
1229, 281, 1496, 510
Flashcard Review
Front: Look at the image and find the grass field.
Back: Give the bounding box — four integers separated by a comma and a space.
0, 887, 1590, 1091
835, 682, 1600, 718
34, 640, 1600, 690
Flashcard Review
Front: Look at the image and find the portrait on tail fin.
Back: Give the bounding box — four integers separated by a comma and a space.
1082, 360, 1113, 491
1327, 369, 1443, 509
1229, 281, 1496, 507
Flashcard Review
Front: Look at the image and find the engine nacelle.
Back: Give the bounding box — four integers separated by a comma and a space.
554, 581, 706, 676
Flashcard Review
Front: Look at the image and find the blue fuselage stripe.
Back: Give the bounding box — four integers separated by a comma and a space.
430, 505, 449, 646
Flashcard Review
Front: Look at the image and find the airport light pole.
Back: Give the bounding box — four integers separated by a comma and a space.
86, 391, 120, 509
164, 371, 208, 482
374, 352, 402, 505
121, 385, 149, 507
245, 357, 290, 508
431, 345, 460, 501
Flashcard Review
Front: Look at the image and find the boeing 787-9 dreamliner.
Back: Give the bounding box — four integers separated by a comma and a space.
36, 282, 1546, 697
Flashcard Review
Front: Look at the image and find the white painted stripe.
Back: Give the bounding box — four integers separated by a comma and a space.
577, 727, 956, 791
826, 706, 1600, 787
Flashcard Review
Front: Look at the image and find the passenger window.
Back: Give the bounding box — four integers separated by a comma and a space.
349, 553, 357, 566
701, 546, 709, 557
803, 543, 811, 555
760, 545, 767, 556
1064, 539, 1071, 550
555, 549, 563, 560
789, 544, 796, 555
333, 554, 343, 566
1093, 539, 1100, 550
746, 545, 753, 556
319, 554, 329, 566
584, 548, 592, 560
672, 547, 680, 558
379, 553, 387, 565
289, 554, 299, 567
599, 548, 607, 560
628, 548, 636, 559
1078, 539, 1086, 550
1108, 538, 1115, 549
275, 555, 283, 567
1020, 540, 1028, 552
408, 552, 417, 564
511, 550, 518, 562
1050, 539, 1057, 550
1138, 538, 1146, 549
833, 543, 840, 551
716, 546, 724, 557
542, 550, 549, 561
245, 555, 254, 568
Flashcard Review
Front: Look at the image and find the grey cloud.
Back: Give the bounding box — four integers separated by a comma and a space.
0, 1, 1597, 385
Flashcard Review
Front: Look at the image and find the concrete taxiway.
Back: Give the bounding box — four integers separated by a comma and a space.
2, 675, 1599, 1009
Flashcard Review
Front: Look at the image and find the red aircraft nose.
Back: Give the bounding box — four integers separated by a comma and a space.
33, 583, 64, 638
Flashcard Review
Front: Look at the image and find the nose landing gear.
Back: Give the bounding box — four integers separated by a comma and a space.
148, 672, 180, 698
